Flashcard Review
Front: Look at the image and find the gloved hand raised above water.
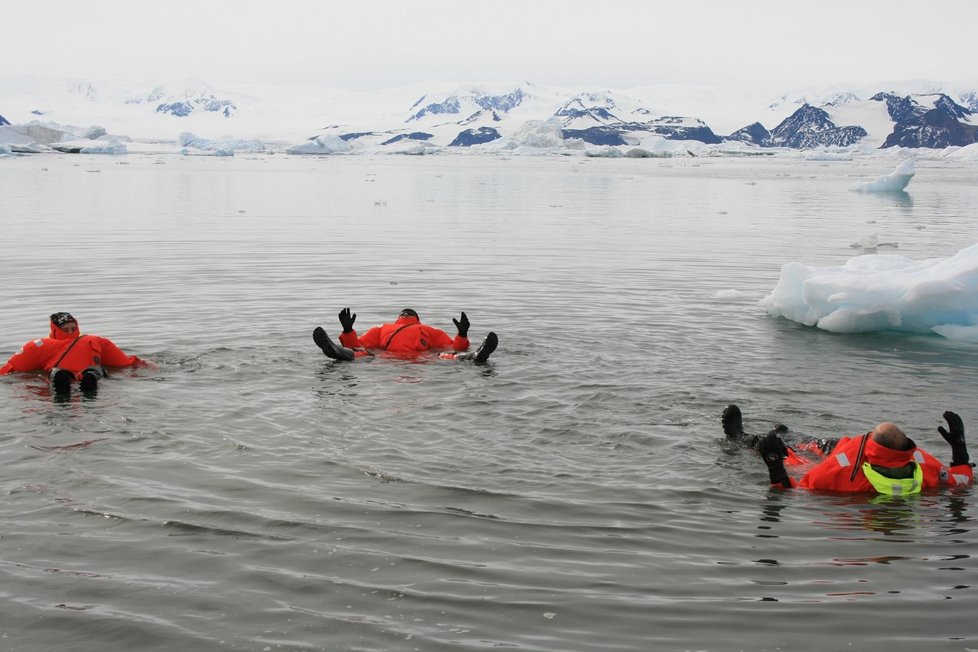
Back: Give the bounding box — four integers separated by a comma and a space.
758, 427, 791, 488
338, 307, 357, 334
938, 411, 970, 466
453, 312, 470, 338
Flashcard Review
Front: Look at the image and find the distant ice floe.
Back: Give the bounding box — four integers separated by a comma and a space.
286, 134, 352, 155
802, 150, 853, 161
178, 132, 264, 156
51, 139, 128, 154
942, 142, 978, 161
852, 159, 915, 192
713, 289, 752, 301
761, 243, 978, 340
848, 233, 899, 253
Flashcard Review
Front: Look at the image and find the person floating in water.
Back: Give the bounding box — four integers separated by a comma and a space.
1, 312, 146, 395
313, 308, 497, 364
723, 404, 973, 494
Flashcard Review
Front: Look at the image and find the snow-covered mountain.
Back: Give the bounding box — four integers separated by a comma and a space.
2, 76, 978, 155
124, 81, 238, 118
725, 90, 978, 150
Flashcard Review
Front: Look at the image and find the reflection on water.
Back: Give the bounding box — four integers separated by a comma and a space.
1, 155, 977, 651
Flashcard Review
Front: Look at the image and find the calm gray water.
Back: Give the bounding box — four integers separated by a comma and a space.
1, 153, 977, 651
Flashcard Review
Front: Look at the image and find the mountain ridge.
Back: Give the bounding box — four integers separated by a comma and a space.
2, 77, 977, 152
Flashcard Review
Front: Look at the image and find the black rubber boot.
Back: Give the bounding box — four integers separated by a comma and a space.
80, 368, 101, 393
50, 368, 73, 395
457, 332, 498, 363
474, 332, 498, 364
722, 404, 744, 438
313, 327, 355, 362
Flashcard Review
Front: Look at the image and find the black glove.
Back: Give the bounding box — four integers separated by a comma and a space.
758, 429, 791, 487
453, 312, 470, 338
338, 307, 356, 334
938, 411, 969, 466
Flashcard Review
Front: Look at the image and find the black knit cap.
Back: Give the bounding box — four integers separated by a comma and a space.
50, 312, 76, 327
399, 308, 419, 319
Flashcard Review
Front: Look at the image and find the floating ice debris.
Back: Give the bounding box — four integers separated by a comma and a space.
853, 159, 914, 192
849, 234, 900, 253
802, 150, 853, 161
179, 132, 263, 153
286, 134, 352, 155
584, 146, 623, 158
713, 289, 750, 300
761, 243, 978, 339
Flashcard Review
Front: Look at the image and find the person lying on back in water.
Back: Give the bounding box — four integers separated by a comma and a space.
313, 308, 497, 364
723, 404, 973, 494
0, 312, 145, 395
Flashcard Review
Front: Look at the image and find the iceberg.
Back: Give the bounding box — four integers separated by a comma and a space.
504, 119, 565, 149
286, 134, 352, 155
760, 243, 978, 340
51, 139, 128, 154
178, 132, 264, 153
852, 159, 915, 192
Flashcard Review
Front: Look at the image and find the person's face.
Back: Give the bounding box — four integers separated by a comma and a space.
61, 321, 78, 334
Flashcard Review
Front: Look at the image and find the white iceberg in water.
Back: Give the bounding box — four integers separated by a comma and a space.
286, 134, 352, 155
760, 243, 978, 340
852, 159, 914, 192
50, 139, 128, 154
178, 132, 264, 153
503, 119, 565, 149
80, 140, 127, 154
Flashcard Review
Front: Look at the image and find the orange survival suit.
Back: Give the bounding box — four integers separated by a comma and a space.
780, 434, 973, 491
0, 316, 142, 379
339, 314, 469, 357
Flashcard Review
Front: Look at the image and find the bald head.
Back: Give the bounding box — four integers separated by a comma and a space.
871, 422, 914, 451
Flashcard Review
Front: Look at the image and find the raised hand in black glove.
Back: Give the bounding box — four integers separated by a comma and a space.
758, 428, 791, 487
453, 312, 470, 338
938, 411, 969, 466
338, 307, 356, 334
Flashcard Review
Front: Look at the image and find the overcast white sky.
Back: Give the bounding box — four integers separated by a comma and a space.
4, 0, 976, 92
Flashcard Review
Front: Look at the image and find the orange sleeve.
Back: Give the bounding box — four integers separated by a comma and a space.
423, 327, 469, 352
96, 337, 141, 367
1, 340, 45, 375
340, 326, 381, 349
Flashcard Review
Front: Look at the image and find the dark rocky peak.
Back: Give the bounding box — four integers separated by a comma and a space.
881, 94, 978, 149
409, 96, 461, 121
474, 88, 524, 113
931, 93, 971, 120
726, 122, 771, 145
768, 104, 866, 148
870, 92, 922, 123
408, 88, 525, 123
0, 113, 10, 126
562, 121, 722, 146
449, 126, 500, 147
381, 132, 433, 146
